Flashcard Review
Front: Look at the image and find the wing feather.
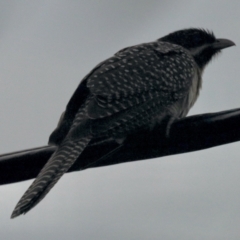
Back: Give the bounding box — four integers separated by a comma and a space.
86, 41, 195, 119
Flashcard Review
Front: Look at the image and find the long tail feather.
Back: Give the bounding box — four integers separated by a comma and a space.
11, 136, 91, 218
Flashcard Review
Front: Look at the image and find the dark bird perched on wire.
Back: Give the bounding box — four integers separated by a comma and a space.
11, 28, 235, 218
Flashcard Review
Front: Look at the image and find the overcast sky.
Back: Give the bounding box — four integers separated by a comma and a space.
1, 1, 240, 239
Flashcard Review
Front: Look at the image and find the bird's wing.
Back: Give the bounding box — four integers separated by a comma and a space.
86, 41, 195, 120
50, 41, 196, 145
50, 41, 195, 144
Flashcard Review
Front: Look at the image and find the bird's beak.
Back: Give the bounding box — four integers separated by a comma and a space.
213, 38, 236, 50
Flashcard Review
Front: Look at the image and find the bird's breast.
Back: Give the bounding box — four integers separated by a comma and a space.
169, 67, 202, 118
152, 66, 202, 130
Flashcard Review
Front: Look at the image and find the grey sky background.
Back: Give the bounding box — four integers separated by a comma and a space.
0, 1, 240, 239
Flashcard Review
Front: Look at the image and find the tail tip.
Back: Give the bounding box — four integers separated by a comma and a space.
11, 205, 28, 219
11, 210, 22, 219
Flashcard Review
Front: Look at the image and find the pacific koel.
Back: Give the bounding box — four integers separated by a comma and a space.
11, 28, 235, 218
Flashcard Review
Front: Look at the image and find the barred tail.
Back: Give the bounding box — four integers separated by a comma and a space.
11, 136, 91, 218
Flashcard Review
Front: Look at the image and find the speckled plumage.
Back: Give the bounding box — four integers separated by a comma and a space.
11, 28, 235, 218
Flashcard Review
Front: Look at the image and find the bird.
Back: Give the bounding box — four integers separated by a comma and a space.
11, 28, 235, 218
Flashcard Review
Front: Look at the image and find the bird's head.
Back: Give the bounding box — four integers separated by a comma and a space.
159, 28, 235, 69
